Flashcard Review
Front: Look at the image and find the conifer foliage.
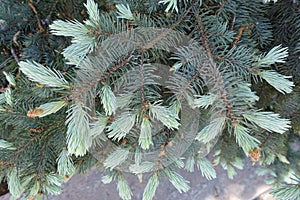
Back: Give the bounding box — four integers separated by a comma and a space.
0, 0, 299, 199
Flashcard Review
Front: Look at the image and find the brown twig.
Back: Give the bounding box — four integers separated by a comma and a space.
13, 31, 20, 47
194, 7, 213, 59
177, 71, 200, 101
232, 25, 251, 47
139, 54, 147, 106
73, 56, 132, 102
141, 5, 194, 52
100, 55, 133, 82
10, 47, 19, 63
46, 0, 60, 22
259, 131, 272, 148
194, 6, 234, 119
28, 0, 45, 32
10, 45, 22, 81
37, 141, 46, 179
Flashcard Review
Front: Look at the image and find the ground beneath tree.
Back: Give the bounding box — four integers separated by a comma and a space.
0, 161, 276, 200
0, 181, 8, 197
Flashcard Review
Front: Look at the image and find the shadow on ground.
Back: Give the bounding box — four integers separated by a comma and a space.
0, 161, 276, 200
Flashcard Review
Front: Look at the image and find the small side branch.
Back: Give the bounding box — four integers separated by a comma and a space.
37, 142, 46, 179
194, 8, 213, 59
194, 7, 235, 119
232, 25, 251, 47
73, 55, 133, 101
177, 71, 200, 101
139, 54, 147, 106
46, 0, 60, 23
259, 131, 272, 148
141, 5, 193, 52
101, 56, 133, 82
10, 47, 19, 63
28, 0, 45, 32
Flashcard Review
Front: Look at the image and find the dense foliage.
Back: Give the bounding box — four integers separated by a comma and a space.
0, 0, 299, 199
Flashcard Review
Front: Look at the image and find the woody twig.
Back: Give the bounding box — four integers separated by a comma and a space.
28, 0, 45, 32
232, 25, 251, 47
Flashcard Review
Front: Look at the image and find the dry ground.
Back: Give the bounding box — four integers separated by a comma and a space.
0, 161, 276, 200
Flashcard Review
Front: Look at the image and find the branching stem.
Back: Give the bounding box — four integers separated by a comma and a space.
28, 0, 45, 32
194, 6, 234, 119
139, 53, 147, 106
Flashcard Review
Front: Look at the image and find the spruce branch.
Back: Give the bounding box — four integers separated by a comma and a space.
142, 173, 159, 200
195, 117, 225, 143
72, 68, 103, 102
84, 0, 100, 26
28, 182, 40, 197
37, 138, 47, 182
100, 84, 117, 116
7, 167, 23, 198
194, 7, 232, 121
139, 117, 153, 150
233, 124, 260, 154
196, 157, 217, 180
35, 101, 67, 118
194, 94, 217, 109
2, 0, 298, 199
232, 26, 251, 47
104, 148, 130, 170
100, 55, 133, 82
129, 162, 157, 174
106, 112, 136, 141
0, 139, 16, 150
102, 170, 117, 184
257, 45, 289, 67
194, 7, 213, 59
57, 149, 75, 177
163, 167, 190, 193
177, 70, 200, 102
139, 54, 147, 106
28, 0, 44, 32
10, 47, 20, 64
90, 114, 109, 139
19, 61, 70, 89
243, 111, 291, 134
117, 174, 132, 200
260, 70, 294, 94
116, 4, 135, 21
44, 173, 64, 195
271, 183, 300, 200
184, 155, 195, 172
45, 0, 60, 22
12, 134, 44, 163
72, 51, 132, 103
50, 20, 89, 37
66, 102, 92, 157
149, 102, 180, 130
